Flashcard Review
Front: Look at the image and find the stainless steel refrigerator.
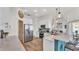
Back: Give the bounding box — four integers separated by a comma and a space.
24, 24, 33, 42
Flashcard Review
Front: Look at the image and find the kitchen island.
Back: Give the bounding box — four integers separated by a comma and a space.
43, 33, 73, 51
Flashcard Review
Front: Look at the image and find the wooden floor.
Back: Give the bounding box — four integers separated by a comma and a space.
23, 37, 43, 51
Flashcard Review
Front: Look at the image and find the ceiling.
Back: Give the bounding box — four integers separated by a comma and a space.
22, 7, 78, 18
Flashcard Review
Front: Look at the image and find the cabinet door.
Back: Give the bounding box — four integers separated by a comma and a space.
43, 39, 54, 51
54, 40, 58, 51
54, 39, 65, 51
58, 40, 65, 51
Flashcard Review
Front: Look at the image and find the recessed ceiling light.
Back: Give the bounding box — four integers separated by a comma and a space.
43, 9, 47, 12
33, 10, 38, 12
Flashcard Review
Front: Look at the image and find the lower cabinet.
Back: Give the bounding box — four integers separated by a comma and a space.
43, 38, 65, 51
54, 39, 65, 51
43, 39, 54, 51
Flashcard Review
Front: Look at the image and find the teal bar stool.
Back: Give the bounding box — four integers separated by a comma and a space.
54, 39, 65, 51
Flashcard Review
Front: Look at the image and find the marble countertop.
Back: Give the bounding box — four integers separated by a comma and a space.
44, 33, 73, 42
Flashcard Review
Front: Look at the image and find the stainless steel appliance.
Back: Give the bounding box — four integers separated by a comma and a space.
24, 24, 33, 42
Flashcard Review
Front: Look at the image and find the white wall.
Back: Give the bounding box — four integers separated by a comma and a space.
0, 7, 18, 36
9, 8, 18, 36
65, 8, 79, 35
24, 16, 33, 24
32, 17, 39, 37
32, 14, 53, 37
37, 14, 53, 29
65, 8, 79, 22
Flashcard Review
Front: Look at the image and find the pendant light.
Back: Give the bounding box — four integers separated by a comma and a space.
56, 8, 61, 18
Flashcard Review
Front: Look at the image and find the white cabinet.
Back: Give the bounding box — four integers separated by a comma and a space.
43, 38, 54, 51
